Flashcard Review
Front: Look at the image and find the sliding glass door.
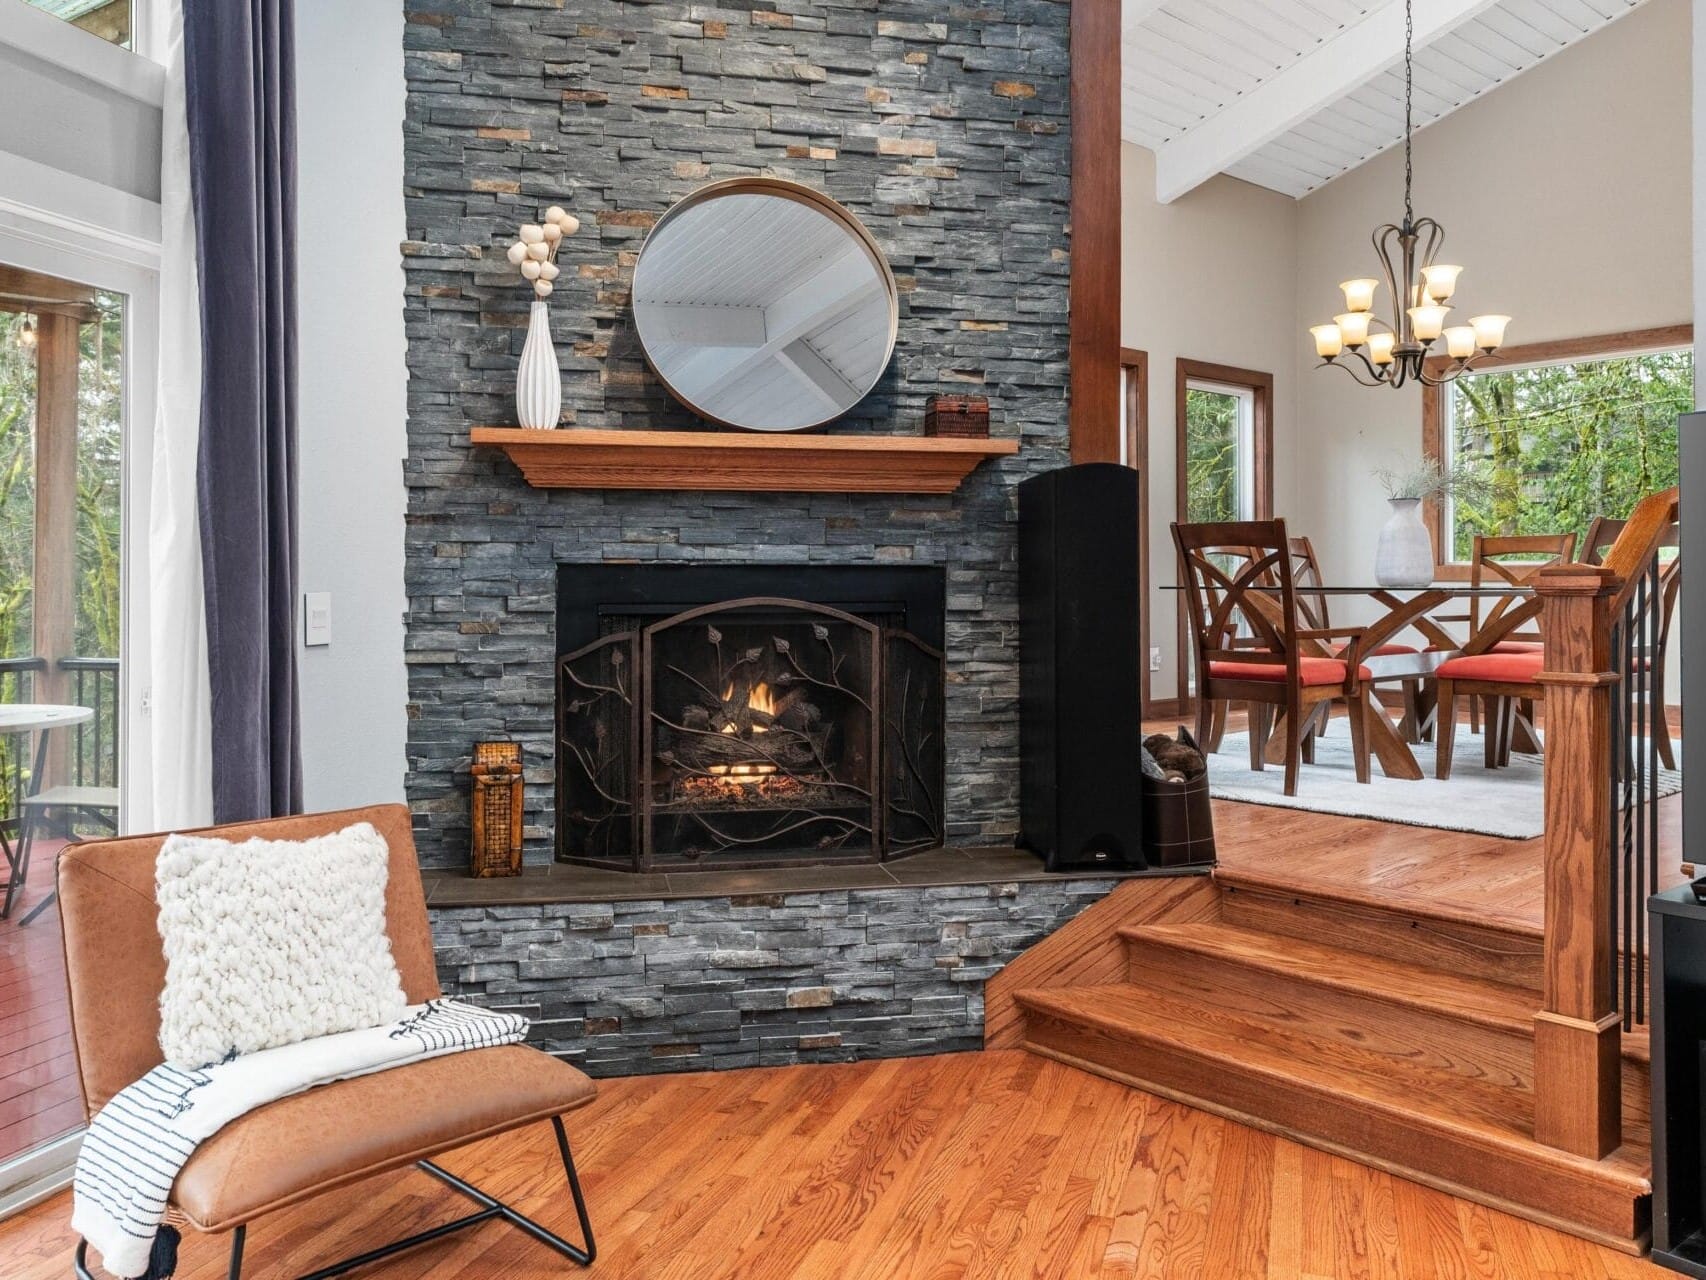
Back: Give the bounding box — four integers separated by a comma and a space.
0, 236, 154, 1212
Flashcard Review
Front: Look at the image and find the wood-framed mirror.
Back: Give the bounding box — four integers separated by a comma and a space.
632, 178, 899, 432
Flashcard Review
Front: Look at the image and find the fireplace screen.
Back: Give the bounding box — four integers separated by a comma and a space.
558, 597, 944, 870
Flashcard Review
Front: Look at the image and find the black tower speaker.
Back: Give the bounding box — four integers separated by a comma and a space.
1017, 463, 1144, 871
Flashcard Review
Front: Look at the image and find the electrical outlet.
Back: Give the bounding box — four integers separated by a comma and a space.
1149, 647, 1163, 672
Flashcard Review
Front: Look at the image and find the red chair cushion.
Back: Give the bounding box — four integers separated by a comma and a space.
1207, 657, 1371, 686
1436, 651, 1544, 683
1330, 641, 1418, 657
1427, 640, 1542, 654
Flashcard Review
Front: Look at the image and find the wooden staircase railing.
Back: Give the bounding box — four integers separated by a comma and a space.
1532, 485, 1679, 1160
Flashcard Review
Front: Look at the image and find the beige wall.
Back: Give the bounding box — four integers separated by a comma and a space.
1291, 0, 1692, 593
1124, 0, 1691, 689
1122, 142, 1299, 699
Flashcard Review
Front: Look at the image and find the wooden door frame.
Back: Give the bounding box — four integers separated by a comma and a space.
1421, 323, 1693, 576
1172, 358, 1275, 709
1122, 349, 1166, 717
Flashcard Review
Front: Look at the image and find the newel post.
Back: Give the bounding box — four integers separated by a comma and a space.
1531, 563, 1622, 1159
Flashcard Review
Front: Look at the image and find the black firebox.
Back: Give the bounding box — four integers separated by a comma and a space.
556, 565, 946, 872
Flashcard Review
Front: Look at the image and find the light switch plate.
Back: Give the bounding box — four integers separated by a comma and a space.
303, 592, 332, 647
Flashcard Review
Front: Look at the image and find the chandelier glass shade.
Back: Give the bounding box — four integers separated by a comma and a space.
1307, 0, 1511, 389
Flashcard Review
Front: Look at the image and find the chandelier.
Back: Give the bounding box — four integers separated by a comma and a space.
1307, 0, 1510, 388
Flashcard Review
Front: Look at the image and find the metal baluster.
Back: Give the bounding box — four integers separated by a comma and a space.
1633, 570, 1648, 1026
1608, 612, 1625, 1026
1626, 588, 1639, 1029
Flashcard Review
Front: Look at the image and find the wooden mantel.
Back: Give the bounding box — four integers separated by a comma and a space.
471, 427, 1018, 494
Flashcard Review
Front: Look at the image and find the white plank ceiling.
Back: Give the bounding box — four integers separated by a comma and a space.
1124, 0, 1652, 202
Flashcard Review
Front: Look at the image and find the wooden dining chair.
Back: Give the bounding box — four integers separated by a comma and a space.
1585, 514, 1682, 769
1173, 519, 1374, 797
1433, 532, 1576, 750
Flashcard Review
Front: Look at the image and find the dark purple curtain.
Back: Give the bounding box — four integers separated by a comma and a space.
183, 0, 302, 821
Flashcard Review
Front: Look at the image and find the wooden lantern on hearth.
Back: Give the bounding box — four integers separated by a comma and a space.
470, 741, 524, 877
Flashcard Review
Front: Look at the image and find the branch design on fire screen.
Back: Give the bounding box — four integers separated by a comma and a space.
557, 597, 945, 872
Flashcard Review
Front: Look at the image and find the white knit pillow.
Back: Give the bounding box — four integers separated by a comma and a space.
154, 821, 408, 1068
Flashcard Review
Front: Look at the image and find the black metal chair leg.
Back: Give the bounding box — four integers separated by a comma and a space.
77, 1117, 594, 1279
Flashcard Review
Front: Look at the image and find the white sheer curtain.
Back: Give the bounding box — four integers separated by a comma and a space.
144, 0, 213, 828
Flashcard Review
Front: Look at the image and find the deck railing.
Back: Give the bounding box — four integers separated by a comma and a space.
1532, 485, 1679, 1160
60, 657, 120, 788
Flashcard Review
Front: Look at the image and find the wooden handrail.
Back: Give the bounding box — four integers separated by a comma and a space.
1528, 485, 1678, 1161
1600, 485, 1680, 615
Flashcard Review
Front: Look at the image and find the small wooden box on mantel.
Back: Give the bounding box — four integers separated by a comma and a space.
925, 394, 990, 439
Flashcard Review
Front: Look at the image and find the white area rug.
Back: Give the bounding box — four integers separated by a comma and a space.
1207, 728, 1681, 839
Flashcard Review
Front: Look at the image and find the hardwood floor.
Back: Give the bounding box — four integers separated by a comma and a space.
1146, 706, 1686, 929
0, 837, 77, 1164
1212, 794, 1685, 930
0, 1051, 1673, 1278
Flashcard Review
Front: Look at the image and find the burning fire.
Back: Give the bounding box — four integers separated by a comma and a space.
710, 681, 778, 782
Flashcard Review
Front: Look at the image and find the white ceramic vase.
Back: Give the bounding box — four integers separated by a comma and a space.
1374, 497, 1434, 588
516, 301, 561, 429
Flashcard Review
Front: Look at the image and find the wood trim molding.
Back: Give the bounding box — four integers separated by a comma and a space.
1122, 349, 1152, 712
1421, 324, 1693, 570
1068, 0, 1121, 464
1173, 359, 1275, 704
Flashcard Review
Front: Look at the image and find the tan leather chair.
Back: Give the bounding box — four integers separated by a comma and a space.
58, 803, 598, 1278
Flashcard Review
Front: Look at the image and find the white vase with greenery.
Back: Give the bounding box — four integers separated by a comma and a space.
501, 205, 580, 429
1371, 459, 1484, 588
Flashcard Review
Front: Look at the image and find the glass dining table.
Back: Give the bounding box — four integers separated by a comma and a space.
1161, 582, 1539, 780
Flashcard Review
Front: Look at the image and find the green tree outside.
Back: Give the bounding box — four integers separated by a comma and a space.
1447, 350, 1689, 560
1185, 386, 1243, 523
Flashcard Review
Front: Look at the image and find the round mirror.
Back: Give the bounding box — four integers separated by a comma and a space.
632, 179, 898, 432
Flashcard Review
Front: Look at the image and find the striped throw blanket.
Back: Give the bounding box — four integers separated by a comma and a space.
74, 1000, 527, 1280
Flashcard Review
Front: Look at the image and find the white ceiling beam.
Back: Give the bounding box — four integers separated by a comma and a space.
775, 339, 859, 414
669, 250, 882, 406
1152, 0, 1504, 204
646, 304, 765, 349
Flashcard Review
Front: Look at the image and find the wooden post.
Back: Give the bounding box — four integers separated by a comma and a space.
1531, 563, 1622, 1159
1068, 0, 1121, 464
32, 311, 80, 784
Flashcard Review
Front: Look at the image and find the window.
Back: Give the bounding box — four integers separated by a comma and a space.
20, 0, 132, 49
1184, 382, 1257, 521
1425, 328, 1692, 564
1174, 359, 1272, 524
1172, 360, 1273, 707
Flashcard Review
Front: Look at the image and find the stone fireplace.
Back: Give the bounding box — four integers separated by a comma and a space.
402, 0, 1101, 1078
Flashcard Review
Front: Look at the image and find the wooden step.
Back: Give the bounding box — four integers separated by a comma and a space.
1013, 981, 1651, 1250
1119, 920, 1651, 1123
1122, 919, 1539, 1035
1214, 867, 1545, 990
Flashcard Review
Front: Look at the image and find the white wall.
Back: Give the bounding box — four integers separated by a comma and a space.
1292, 0, 1692, 591
293, 1, 409, 809
1122, 142, 1299, 699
